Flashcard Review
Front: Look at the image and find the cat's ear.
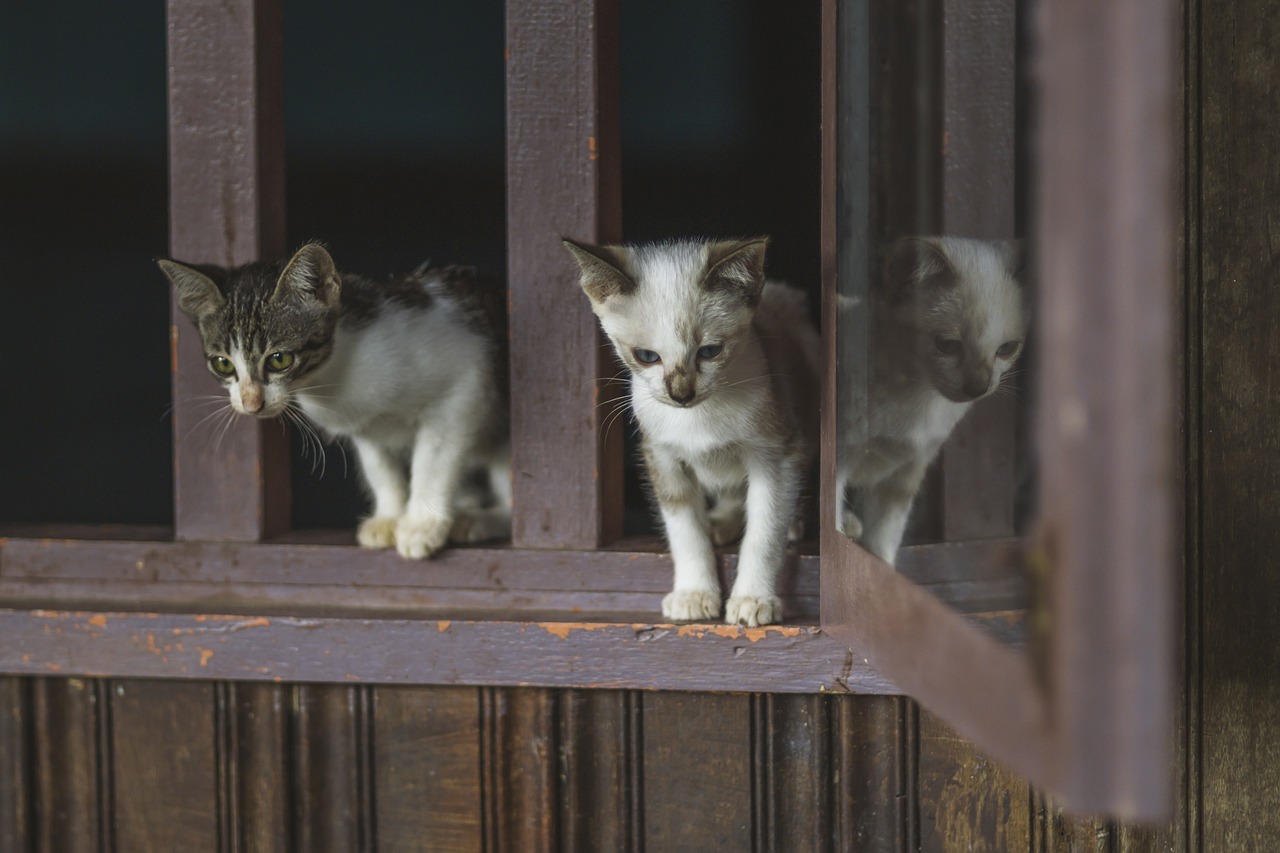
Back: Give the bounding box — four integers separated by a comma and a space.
274, 243, 341, 307
563, 238, 637, 304
157, 259, 225, 319
883, 237, 955, 304
703, 237, 769, 305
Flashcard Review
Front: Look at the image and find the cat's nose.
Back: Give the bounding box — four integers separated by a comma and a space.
961, 372, 991, 399
665, 371, 696, 405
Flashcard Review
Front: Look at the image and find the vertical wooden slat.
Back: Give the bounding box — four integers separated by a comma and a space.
559, 690, 637, 852
373, 686, 483, 853
32, 678, 104, 853
833, 696, 915, 851
1037, 0, 1177, 817
505, 0, 624, 549
291, 685, 371, 853
231, 683, 291, 853
0, 677, 33, 852
112, 680, 218, 853
767, 694, 834, 852
1198, 0, 1280, 847
916, 708, 1031, 853
491, 688, 558, 852
936, 0, 1019, 542
641, 693, 753, 852
166, 0, 289, 542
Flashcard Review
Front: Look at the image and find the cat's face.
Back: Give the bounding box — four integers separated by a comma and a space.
159, 243, 341, 418
884, 237, 1026, 403
566, 238, 768, 409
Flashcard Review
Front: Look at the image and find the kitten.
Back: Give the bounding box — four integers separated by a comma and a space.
566, 237, 821, 627
836, 236, 1026, 563
158, 242, 510, 558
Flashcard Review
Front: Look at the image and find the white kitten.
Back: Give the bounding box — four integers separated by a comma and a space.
566, 237, 821, 627
160, 243, 510, 558
837, 236, 1026, 563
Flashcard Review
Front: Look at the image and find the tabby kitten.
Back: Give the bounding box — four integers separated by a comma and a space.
566, 237, 820, 627
836, 236, 1026, 563
159, 242, 510, 558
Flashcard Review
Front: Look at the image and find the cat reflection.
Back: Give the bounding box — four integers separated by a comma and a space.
836, 236, 1026, 564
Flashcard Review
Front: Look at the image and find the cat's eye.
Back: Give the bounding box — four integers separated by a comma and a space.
633, 348, 661, 365
697, 344, 724, 360
995, 340, 1021, 359
266, 351, 295, 371
209, 356, 236, 377
934, 337, 963, 357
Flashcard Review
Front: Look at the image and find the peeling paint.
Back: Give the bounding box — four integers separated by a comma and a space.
539, 622, 610, 640
199, 649, 214, 667
87, 614, 107, 629
437, 620, 452, 633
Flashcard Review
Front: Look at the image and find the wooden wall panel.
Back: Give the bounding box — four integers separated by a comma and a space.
373, 686, 483, 853
916, 708, 1030, 852
767, 694, 834, 851
1198, 0, 1280, 846
641, 693, 753, 852
291, 685, 373, 853
111, 680, 218, 853
490, 688, 558, 852
32, 678, 106, 853
559, 690, 639, 852
229, 683, 291, 853
833, 696, 913, 851
0, 677, 32, 852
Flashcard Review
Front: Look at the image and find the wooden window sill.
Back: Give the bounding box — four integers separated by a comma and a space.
0, 527, 1025, 693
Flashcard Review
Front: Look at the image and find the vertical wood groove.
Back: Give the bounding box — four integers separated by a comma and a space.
0, 678, 35, 852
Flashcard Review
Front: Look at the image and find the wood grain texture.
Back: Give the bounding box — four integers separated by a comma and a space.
111, 680, 218, 853
767, 694, 835, 851
229, 682, 291, 853
916, 707, 1030, 853
373, 686, 483, 853
559, 689, 638, 852
641, 692, 753, 852
32, 677, 104, 853
291, 685, 373, 853
492, 688, 558, 852
0, 677, 32, 852
506, 0, 623, 549
166, 0, 289, 542
833, 696, 914, 851
1197, 0, 1280, 848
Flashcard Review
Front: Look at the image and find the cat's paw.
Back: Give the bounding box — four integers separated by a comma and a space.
449, 510, 511, 545
709, 513, 745, 546
395, 514, 453, 559
725, 595, 783, 627
838, 508, 864, 541
662, 589, 722, 622
356, 516, 399, 549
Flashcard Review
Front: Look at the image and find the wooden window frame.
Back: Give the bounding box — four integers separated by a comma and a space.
0, 0, 1176, 818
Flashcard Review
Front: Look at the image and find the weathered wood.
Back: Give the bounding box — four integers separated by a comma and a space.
0, 677, 32, 851
229, 682, 291, 853
31, 677, 103, 853
0, 608, 896, 694
642, 693, 753, 851
767, 694, 835, 851
833, 696, 915, 850
559, 690, 637, 851
506, 0, 624, 549
111, 680, 218, 852
493, 689, 558, 852
290, 684, 373, 852
166, 0, 289, 542
916, 707, 1031, 852
1198, 0, 1280, 847
373, 686, 483, 852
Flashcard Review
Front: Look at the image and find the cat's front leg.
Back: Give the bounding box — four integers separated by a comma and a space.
726, 452, 802, 627
352, 437, 407, 549
398, 423, 471, 559
647, 447, 722, 622
857, 461, 927, 565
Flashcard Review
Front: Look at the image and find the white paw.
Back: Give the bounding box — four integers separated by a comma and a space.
356, 516, 398, 549
662, 589, 722, 622
838, 507, 863, 541
709, 513, 745, 546
448, 510, 511, 545
395, 514, 453, 559
725, 595, 783, 627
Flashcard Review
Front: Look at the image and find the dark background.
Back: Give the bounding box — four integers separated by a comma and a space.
0, 1, 820, 529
